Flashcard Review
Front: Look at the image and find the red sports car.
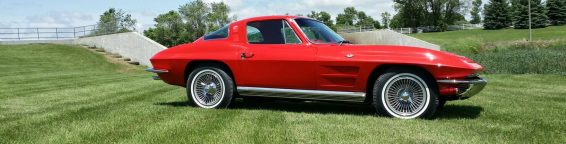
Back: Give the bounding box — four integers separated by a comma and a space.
147, 15, 486, 119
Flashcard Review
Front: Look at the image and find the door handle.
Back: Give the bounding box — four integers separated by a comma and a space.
241, 52, 254, 59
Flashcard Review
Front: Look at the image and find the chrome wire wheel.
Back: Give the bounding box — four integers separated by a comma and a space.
381, 73, 430, 119
190, 69, 225, 108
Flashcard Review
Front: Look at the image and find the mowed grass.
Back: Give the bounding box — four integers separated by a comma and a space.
410, 25, 566, 52
1, 44, 565, 143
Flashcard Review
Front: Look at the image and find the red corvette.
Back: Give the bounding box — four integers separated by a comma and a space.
147, 15, 486, 119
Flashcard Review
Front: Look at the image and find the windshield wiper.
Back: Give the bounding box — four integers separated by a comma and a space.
337, 40, 351, 46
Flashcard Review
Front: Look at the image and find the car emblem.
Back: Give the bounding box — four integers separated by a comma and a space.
345, 53, 354, 58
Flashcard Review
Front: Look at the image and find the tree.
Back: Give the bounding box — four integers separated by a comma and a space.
144, 11, 186, 47
547, 0, 566, 25
512, 0, 548, 29
483, 0, 512, 30
443, 0, 467, 30
178, 0, 209, 42
94, 8, 137, 35
144, 0, 235, 46
393, 0, 426, 30
208, 2, 232, 31
307, 11, 335, 30
470, 0, 483, 24
307, 11, 333, 26
356, 11, 378, 28
381, 12, 391, 29
389, 14, 403, 28
373, 20, 382, 29
393, 0, 466, 32
336, 7, 358, 26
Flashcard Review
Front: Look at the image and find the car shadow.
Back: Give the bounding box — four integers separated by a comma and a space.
155, 99, 483, 119
435, 105, 484, 119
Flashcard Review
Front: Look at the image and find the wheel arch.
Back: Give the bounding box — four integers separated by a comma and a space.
364, 64, 437, 103
184, 60, 235, 85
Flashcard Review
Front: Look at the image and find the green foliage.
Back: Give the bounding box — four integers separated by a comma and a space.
483, 0, 512, 29
411, 25, 566, 74
512, 0, 549, 29
94, 8, 137, 35
144, 0, 234, 47
143, 11, 186, 47
381, 12, 391, 28
411, 25, 566, 52
389, 14, 403, 28
470, 0, 483, 24
547, 0, 566, 25
462, 42, 566, 74
335, 7, 380, 30
373, 20, 382, 29
356, 11, 380, 29
393, 0, 467, 31
336, 7, 358, 26
307, 11, 335, 30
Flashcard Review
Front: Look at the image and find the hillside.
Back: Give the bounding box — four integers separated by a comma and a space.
410, 26, 566, 75
410, 26, 566, 52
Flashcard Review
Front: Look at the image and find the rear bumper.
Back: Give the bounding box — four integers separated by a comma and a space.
437, 77, 487, 99
146, 68, 168, 80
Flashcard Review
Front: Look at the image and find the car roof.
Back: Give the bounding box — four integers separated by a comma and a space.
237, 15, 314, 23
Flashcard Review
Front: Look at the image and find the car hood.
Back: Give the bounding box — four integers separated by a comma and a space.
342, 44, 483, 71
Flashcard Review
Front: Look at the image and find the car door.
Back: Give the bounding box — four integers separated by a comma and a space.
238, 19, 317, 90
292, 18, 363, 92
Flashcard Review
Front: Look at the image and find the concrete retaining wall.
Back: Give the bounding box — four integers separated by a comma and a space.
339, 29, 440, 50
74, 32, 166, 67
2, 30, 439, 67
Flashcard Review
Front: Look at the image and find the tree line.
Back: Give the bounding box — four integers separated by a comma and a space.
483, 0, 566, 30
143, 1, 387, 47
93, 0, 566, 47
388, 0, 566, 31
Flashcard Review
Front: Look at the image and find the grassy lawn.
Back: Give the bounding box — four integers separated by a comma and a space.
410, 26, 566, 52
1, 44, 565, 143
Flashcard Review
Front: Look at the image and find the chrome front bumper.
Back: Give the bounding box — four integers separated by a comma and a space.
437, 77, 487, 99
146, 68, 168, 80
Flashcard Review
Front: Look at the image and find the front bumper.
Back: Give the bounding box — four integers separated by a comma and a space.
146, 68, 168, 80
437, 77, 487, 99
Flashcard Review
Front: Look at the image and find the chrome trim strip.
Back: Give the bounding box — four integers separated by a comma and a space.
437, 77, 487, 99
237, 86, 366, 102
146, 68, 168, 74
437, 78, 487, 84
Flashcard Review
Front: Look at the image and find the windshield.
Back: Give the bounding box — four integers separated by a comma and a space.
295, 18, 345, 44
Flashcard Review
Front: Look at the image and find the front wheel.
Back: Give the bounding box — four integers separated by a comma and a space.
186, 66, 234, 109
372, 69, 438, 119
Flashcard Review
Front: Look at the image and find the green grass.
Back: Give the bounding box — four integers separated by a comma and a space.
410, 26, 566, 53
1, 44, 565, 143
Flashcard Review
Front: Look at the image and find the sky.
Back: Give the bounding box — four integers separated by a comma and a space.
0, 0, 488, 32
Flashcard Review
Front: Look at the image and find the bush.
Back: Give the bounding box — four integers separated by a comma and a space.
456, 40, 566, 75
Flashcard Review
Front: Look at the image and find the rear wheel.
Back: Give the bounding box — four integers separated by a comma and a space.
186, 66, 234, 108
372, 68, 438, 119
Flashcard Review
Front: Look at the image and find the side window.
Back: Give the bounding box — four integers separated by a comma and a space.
204, 25, 229, 40
301, 27, 325, 42
246, 20, 301, 44
246, 26, 263, 43
282, 21, 301, 44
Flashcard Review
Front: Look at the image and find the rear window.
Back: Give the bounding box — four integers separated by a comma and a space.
204, 25, 229, 40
